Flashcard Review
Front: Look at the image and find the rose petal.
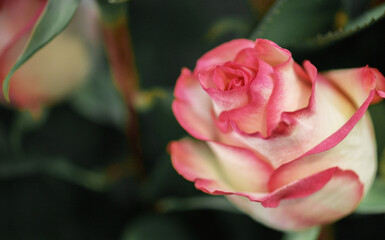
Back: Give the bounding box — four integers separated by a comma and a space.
227, 168, 363, 231
323, 67, 385, 106
216, 101, 267, 135
261, 167, 338, 208
172, 68, 214, 140
253, 39, 291, 67
194, 39, 254, 73
234, 48, 260, 71
205, 86, 251, 114
171, 138, 364, 223
268, 109, 376, 193
169, 138, 273, 194
207, 141, 273, 192
227, 167, 338, 205
265, 58, 312, 136
378, 90, 385, 98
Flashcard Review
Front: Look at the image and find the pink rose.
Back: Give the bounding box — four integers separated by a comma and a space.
169, 39, 385, 230
0, 0, 91, 113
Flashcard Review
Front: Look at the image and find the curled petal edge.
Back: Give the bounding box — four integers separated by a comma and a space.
227, 168, 363, 231
169, 138, 363, 209
194, 39, 255, 74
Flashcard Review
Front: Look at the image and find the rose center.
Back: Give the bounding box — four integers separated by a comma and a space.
227, 77, 245, 90
214, 68, 249, 91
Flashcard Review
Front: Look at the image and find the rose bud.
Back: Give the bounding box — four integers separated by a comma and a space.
169, 38, 385, 230
0, 0, 91, 114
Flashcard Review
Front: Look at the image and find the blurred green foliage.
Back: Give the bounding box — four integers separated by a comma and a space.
1, 0, 385, 239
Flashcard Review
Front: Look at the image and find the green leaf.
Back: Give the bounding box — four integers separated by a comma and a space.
303, 3, 385, 49
356, 178, 385, 214
250, 0, 385, 50
250, 0, 339, 46
2, 0, 81, 101
282, 226, 321, 240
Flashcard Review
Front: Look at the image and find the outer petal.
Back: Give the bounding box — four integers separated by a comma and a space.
260, 167, 338, 208
226, 167, 344, 206
171, 138, 365, 219
269, 68, 384, 191
228, 168, 363, 231
268, 110, 376, 194
194, 39, 254, 73
169, 138, 273, 194
323, 67, 385, 105
170, 138, 346, 210
172, 68, 214, 140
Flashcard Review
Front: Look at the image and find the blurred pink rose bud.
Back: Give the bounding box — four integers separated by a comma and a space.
169, 38, 385, 230
0, 0, 92, 113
